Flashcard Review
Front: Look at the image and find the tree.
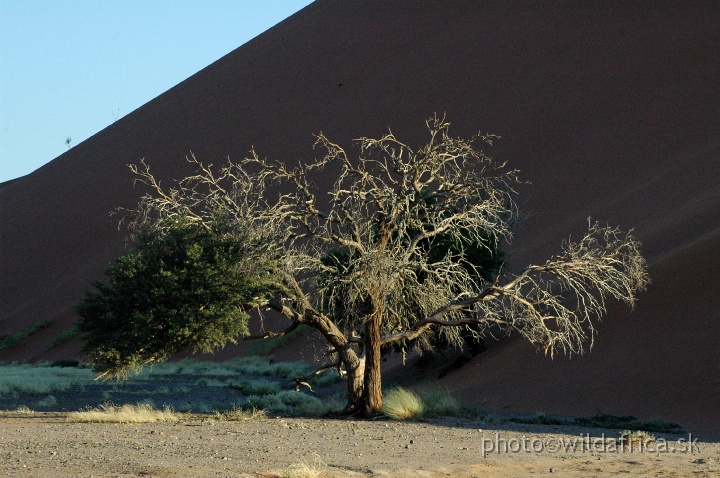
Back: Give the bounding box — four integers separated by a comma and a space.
78, 116, 649, 417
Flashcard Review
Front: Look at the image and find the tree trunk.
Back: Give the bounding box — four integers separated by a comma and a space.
305, 311, 365, 415
361, 310, 383, 417
342, 354, 365, 415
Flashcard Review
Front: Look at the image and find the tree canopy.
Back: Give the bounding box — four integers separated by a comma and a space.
78, 116, 649, 416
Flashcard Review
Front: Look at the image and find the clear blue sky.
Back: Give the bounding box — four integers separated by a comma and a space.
0, 0, 313, 183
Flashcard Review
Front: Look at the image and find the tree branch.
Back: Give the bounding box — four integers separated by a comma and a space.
292, 361, 343, 393
243, 321, 300, 341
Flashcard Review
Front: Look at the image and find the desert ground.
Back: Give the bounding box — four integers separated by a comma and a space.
1, 359, 717, 477
1, 411, 718, 478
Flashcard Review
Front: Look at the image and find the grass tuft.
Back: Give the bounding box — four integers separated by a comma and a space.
383, 387, 424, 420
68, 403, 179, 423
214, 405, 267, 422
279, 455, 326, 478
618, 429, 656, 445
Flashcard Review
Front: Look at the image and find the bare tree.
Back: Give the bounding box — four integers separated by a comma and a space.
81, 116, 649, 417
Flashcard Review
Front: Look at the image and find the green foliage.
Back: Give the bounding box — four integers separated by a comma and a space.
228, 378, 282, 396
77, 219, 282, 378
245, 390, 323, 414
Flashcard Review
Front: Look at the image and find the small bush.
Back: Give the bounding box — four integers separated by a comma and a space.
228, 378, 282, 396
383, 387, 424, 420
215, 405, 267, 422
225, 356, 310, 380
275, 390, 316, 407
618, 429, 656, 445
36, 395, 57, 408
313, 370, 343, 387
144, 359, 237, 377
279, 455, 325, 478
14, 405, 34, 415
506, 412, 568, 426
245, 390, 323, 414
246, 394, 291, 414
573, 414, 684, 434
195, 378, 227, 387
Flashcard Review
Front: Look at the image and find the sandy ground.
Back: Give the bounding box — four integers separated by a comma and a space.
0, 412, 718, 477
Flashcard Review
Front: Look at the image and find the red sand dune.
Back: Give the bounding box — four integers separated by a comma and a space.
1, 1, 719, 433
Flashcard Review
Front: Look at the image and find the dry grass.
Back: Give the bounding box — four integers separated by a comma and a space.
618, 429, 656, 445
278, 455, 326, 478
383, 387, 425, 420
67, 403, 179, 423
214, 405, 267, 422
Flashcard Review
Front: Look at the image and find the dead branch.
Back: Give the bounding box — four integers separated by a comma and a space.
292, 361, 342, 393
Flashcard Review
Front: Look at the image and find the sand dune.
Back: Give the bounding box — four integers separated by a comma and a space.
1, 1, 719, 433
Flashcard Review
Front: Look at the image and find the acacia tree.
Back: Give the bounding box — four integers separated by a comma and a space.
78, 116, 649, 417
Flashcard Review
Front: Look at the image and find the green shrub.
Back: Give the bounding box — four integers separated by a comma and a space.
245, 390, 323, 414
228, 378, 281, 396
36, 395, 57, 408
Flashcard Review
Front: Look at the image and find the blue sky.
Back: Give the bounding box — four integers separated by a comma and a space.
0, 0, 313, 183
